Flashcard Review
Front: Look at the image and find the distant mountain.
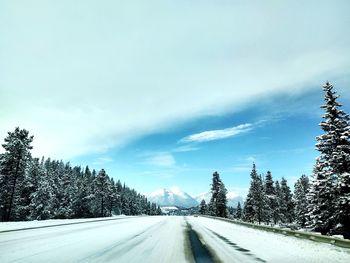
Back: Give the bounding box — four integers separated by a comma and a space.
194, 191, 244, 208
226, 192, 244, 208
194, 192, 212, 204
147, 187, 198, 208
148, 187, 244, 209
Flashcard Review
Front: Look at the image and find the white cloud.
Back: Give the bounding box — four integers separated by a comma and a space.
179, 123, 253, 143
172, 145, 200, 153
144, 152, 176, 168
0, 1, 349, 159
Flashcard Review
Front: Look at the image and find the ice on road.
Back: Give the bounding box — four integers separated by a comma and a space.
1, 216, 350, 263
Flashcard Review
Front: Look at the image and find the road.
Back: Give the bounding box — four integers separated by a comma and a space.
1, 216, 350, 263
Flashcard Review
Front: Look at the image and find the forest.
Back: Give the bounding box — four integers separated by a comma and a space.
0, 131, 161, 222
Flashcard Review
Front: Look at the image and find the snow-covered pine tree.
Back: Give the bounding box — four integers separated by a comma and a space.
235, 202, 242, 219
317, 82, 350, 174
0, 128, 33, 221
209, 171, 220, 216
273, 180, 283, 224
94, 169, 108, 217
264, 171, 277, 224
18, 158, 42, 220
199, 199, 208, 215
308, 82, 350, 237
30, 167, 53, 220
293, 175, 310, 227
209, 171, 228, 218
338, 171, 350, 239
307, 159, 336, 234
280, 177, 294, 223
243, 164, 268, 224
216, 179, 228, 218
71, 166, 93, 218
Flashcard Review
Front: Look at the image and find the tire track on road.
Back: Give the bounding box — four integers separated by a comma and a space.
206, 228, 266, 263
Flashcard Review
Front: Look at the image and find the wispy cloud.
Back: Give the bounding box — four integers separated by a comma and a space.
172, 145, 200, 153
179, 123, 253, 143
144, 152, 176, 168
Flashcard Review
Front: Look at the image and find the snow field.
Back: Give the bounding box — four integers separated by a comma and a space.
188, 216, 350, 263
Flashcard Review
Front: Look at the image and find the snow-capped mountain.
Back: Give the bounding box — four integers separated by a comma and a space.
148, 187, 198, 208
194, 191, 244, 208
226, 192, 244, 208
194, 192, 212, 204
148, 187, 244, 208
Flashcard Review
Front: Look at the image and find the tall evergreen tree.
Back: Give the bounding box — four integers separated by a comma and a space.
0, 128, 33, 221
235, 202, 242, 219
264, 171, 277, 224
94, 169, 108, 217
274, 180, 282, 224
243, 164, 268, 224
209, 171, 220, 216
209, 171, 227, 218
308, 82, 350, 237
199, 199, 208, 215
307, 159, 337, 234
293, 175, 310, 227
280, 177, 294, 223
217, 181, 228, 218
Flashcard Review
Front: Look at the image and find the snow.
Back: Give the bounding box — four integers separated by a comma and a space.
0, 216, 188, 263
1, 216, 349, 263
0, 216, 128, 232
187, 216, 350, 263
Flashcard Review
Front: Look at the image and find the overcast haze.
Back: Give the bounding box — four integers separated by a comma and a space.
1, 0, 350, 195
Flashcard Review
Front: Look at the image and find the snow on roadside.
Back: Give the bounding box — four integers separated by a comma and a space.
188, 216, 350, 263
0, 215, 129, 232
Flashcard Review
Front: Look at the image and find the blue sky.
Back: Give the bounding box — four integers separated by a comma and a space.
71, 89, 350, 196
1, 1, 350, 196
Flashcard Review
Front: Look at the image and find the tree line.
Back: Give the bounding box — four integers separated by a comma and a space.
198, 82, 350, 239
0, 129, 161, 221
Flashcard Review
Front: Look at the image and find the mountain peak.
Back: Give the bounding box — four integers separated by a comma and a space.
148, 187, 244, 208
147, 187, 198, 208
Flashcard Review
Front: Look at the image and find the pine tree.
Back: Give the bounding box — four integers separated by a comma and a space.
316, 82, 350, 175
274, 180, 282, 224
280, 177, 294, 223
217, 182, 228, 218
0, 128, 33, 221
307, 159, 337, 234
209, 171, 227, 218
264, 171, 277, 224
94, 169, 108, 217
338, 172, 350, 239
199, 199, 208, 215
293, 175, 310, 227
235, 202, 242, 219
308, 82, 350, 237
209, 171, 220, 216
30, 172, 53, 220
243, 164, 268, 224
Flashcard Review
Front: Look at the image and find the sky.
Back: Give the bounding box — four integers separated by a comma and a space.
1, 0, 350, 197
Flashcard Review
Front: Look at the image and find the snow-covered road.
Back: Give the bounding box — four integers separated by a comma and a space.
1, 216, 350, 263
